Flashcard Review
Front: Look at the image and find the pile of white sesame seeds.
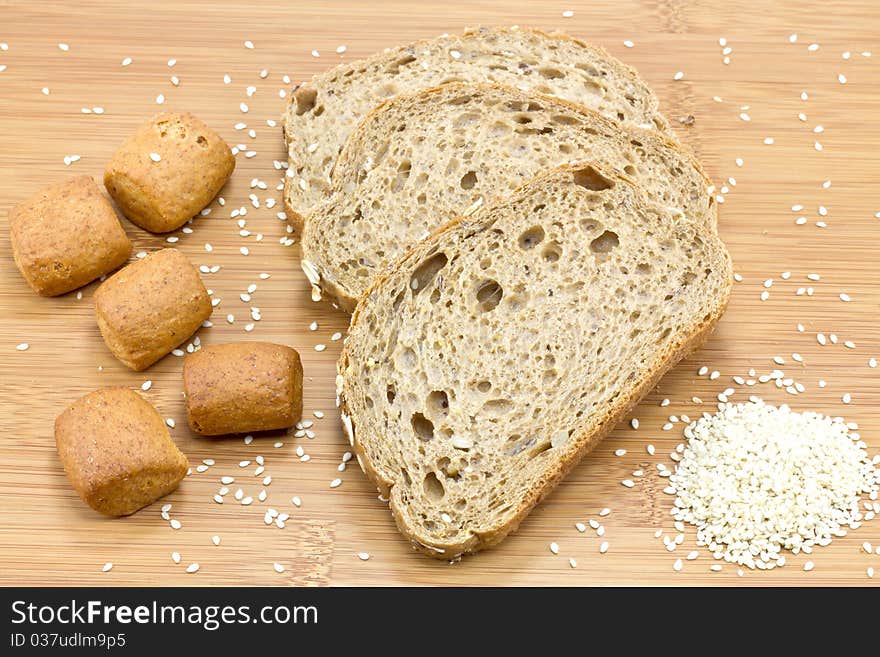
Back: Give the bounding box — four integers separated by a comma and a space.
670, 400, 879, 569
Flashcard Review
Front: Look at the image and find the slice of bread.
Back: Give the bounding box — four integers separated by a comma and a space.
302, 82, 714, 311
338, 163, 732, 558
283, 26, 671, 220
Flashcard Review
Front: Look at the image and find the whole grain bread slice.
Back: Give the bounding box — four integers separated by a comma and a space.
338, 163, 732, 558
283, 26, 672, 221
301, 82, 715, 311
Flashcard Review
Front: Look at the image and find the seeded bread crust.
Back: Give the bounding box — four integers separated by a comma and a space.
338, 163, 732, 558
302, 82, 715, 312
283, 26, 672, 224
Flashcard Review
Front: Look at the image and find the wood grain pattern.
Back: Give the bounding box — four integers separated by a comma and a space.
1, 0, 878, 586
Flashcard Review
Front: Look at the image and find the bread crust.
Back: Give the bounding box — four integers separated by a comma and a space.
104, 111, 234, 233
94, 248, 212, 371
9, 176, 131, 296
338, 163, 732, 558
54, 387, 188, 516
183, 342, 304, 435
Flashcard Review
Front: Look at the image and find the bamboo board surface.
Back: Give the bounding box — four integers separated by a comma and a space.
1, 0, 879, 586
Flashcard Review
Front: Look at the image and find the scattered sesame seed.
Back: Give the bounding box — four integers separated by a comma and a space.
599, 541, 609, 554
803, 561, 814, 572
357, 552, 370, 561
244, 40, 254, 49
58, 43, 69, 51
186, 563, 199, 573
673, 71, 684, 80
549, 542, 559, 555
15, 343, 29, 351
212, 535, 220, 546
673, 559, 683, 572
315, 344, 326, 352
102, 562, 113, 572
149, 152, 161, 162
330, 478, 342, 488
170, 519, 181, 530
562, 10, 574, 17
621, 479, 635, 488
273, 562, 285, 573
171, 552, 181, 564
623, 40, 634, 48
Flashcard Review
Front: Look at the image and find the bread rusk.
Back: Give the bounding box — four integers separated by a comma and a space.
183, 342, 304, 436
55, 387, 188, 516
94, 248, 212, 371
338, 163, 732, 558
104, 111, 234, 233
9, 176, 131, 296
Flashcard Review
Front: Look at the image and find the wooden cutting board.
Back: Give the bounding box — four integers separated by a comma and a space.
1, 0, 878, 587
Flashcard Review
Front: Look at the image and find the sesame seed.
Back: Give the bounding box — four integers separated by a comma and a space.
614, 448, 627, 457
212, 535, 220, 546
273, 562, 285, 573
631, 418, 639, 429
102, 562, 113, 572
58, 43, 69, 51
621, 479, 635, 488
244, 40, 254, 49
315, 344, 326, 352
569, 558, 577, 568
170, 519, 181, 530
673, 559, 683, 572
186, 563, 199, 573
838, 73, 847, 84
623, 40, 634, 48
357, 552, 370, 561
549, 542, 559, 555
171, 552, 181, 564
336, 45, 347, 54
149, 152, 161, 162
15, 343, 29, 351
803, 561, 814, 572
673, 71, 684, 80
562, 10, 574, 17
330, 478, 342, 488
599, 541, 609, 554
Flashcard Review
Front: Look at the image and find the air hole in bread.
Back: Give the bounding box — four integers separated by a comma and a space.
680, 271, 697, 286
410, 251, 447, 294
624, 164, 636, 176
518, 225, 545, 250
460, 171, 478, 190
386, 385, 396, 404
476, 380, 492, 393
636, 263, 652, 275
387, 54, 416, 75
513, 113, 533, 125
411, 413, 435, 442
542, 369, 557, 384
658, 327, 672, 342
427, 390, 449, 417
590, 230, 620, 254
542, 242, 562, 263
576, 62, 600, 76
573, 166, 614, 191
482, 398, 512, 417
447, 94, 473, 106
423, 472, 445, 501
392, 160, 411, 192
550, 114, 582, 126
196, 135, 208, 148
476, 279, 503, 312
538, 67, 564, 79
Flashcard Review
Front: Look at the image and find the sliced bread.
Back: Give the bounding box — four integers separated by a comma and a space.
338, 163, 732, 558
283, 26, 672, 220
302, 82, 715, 311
